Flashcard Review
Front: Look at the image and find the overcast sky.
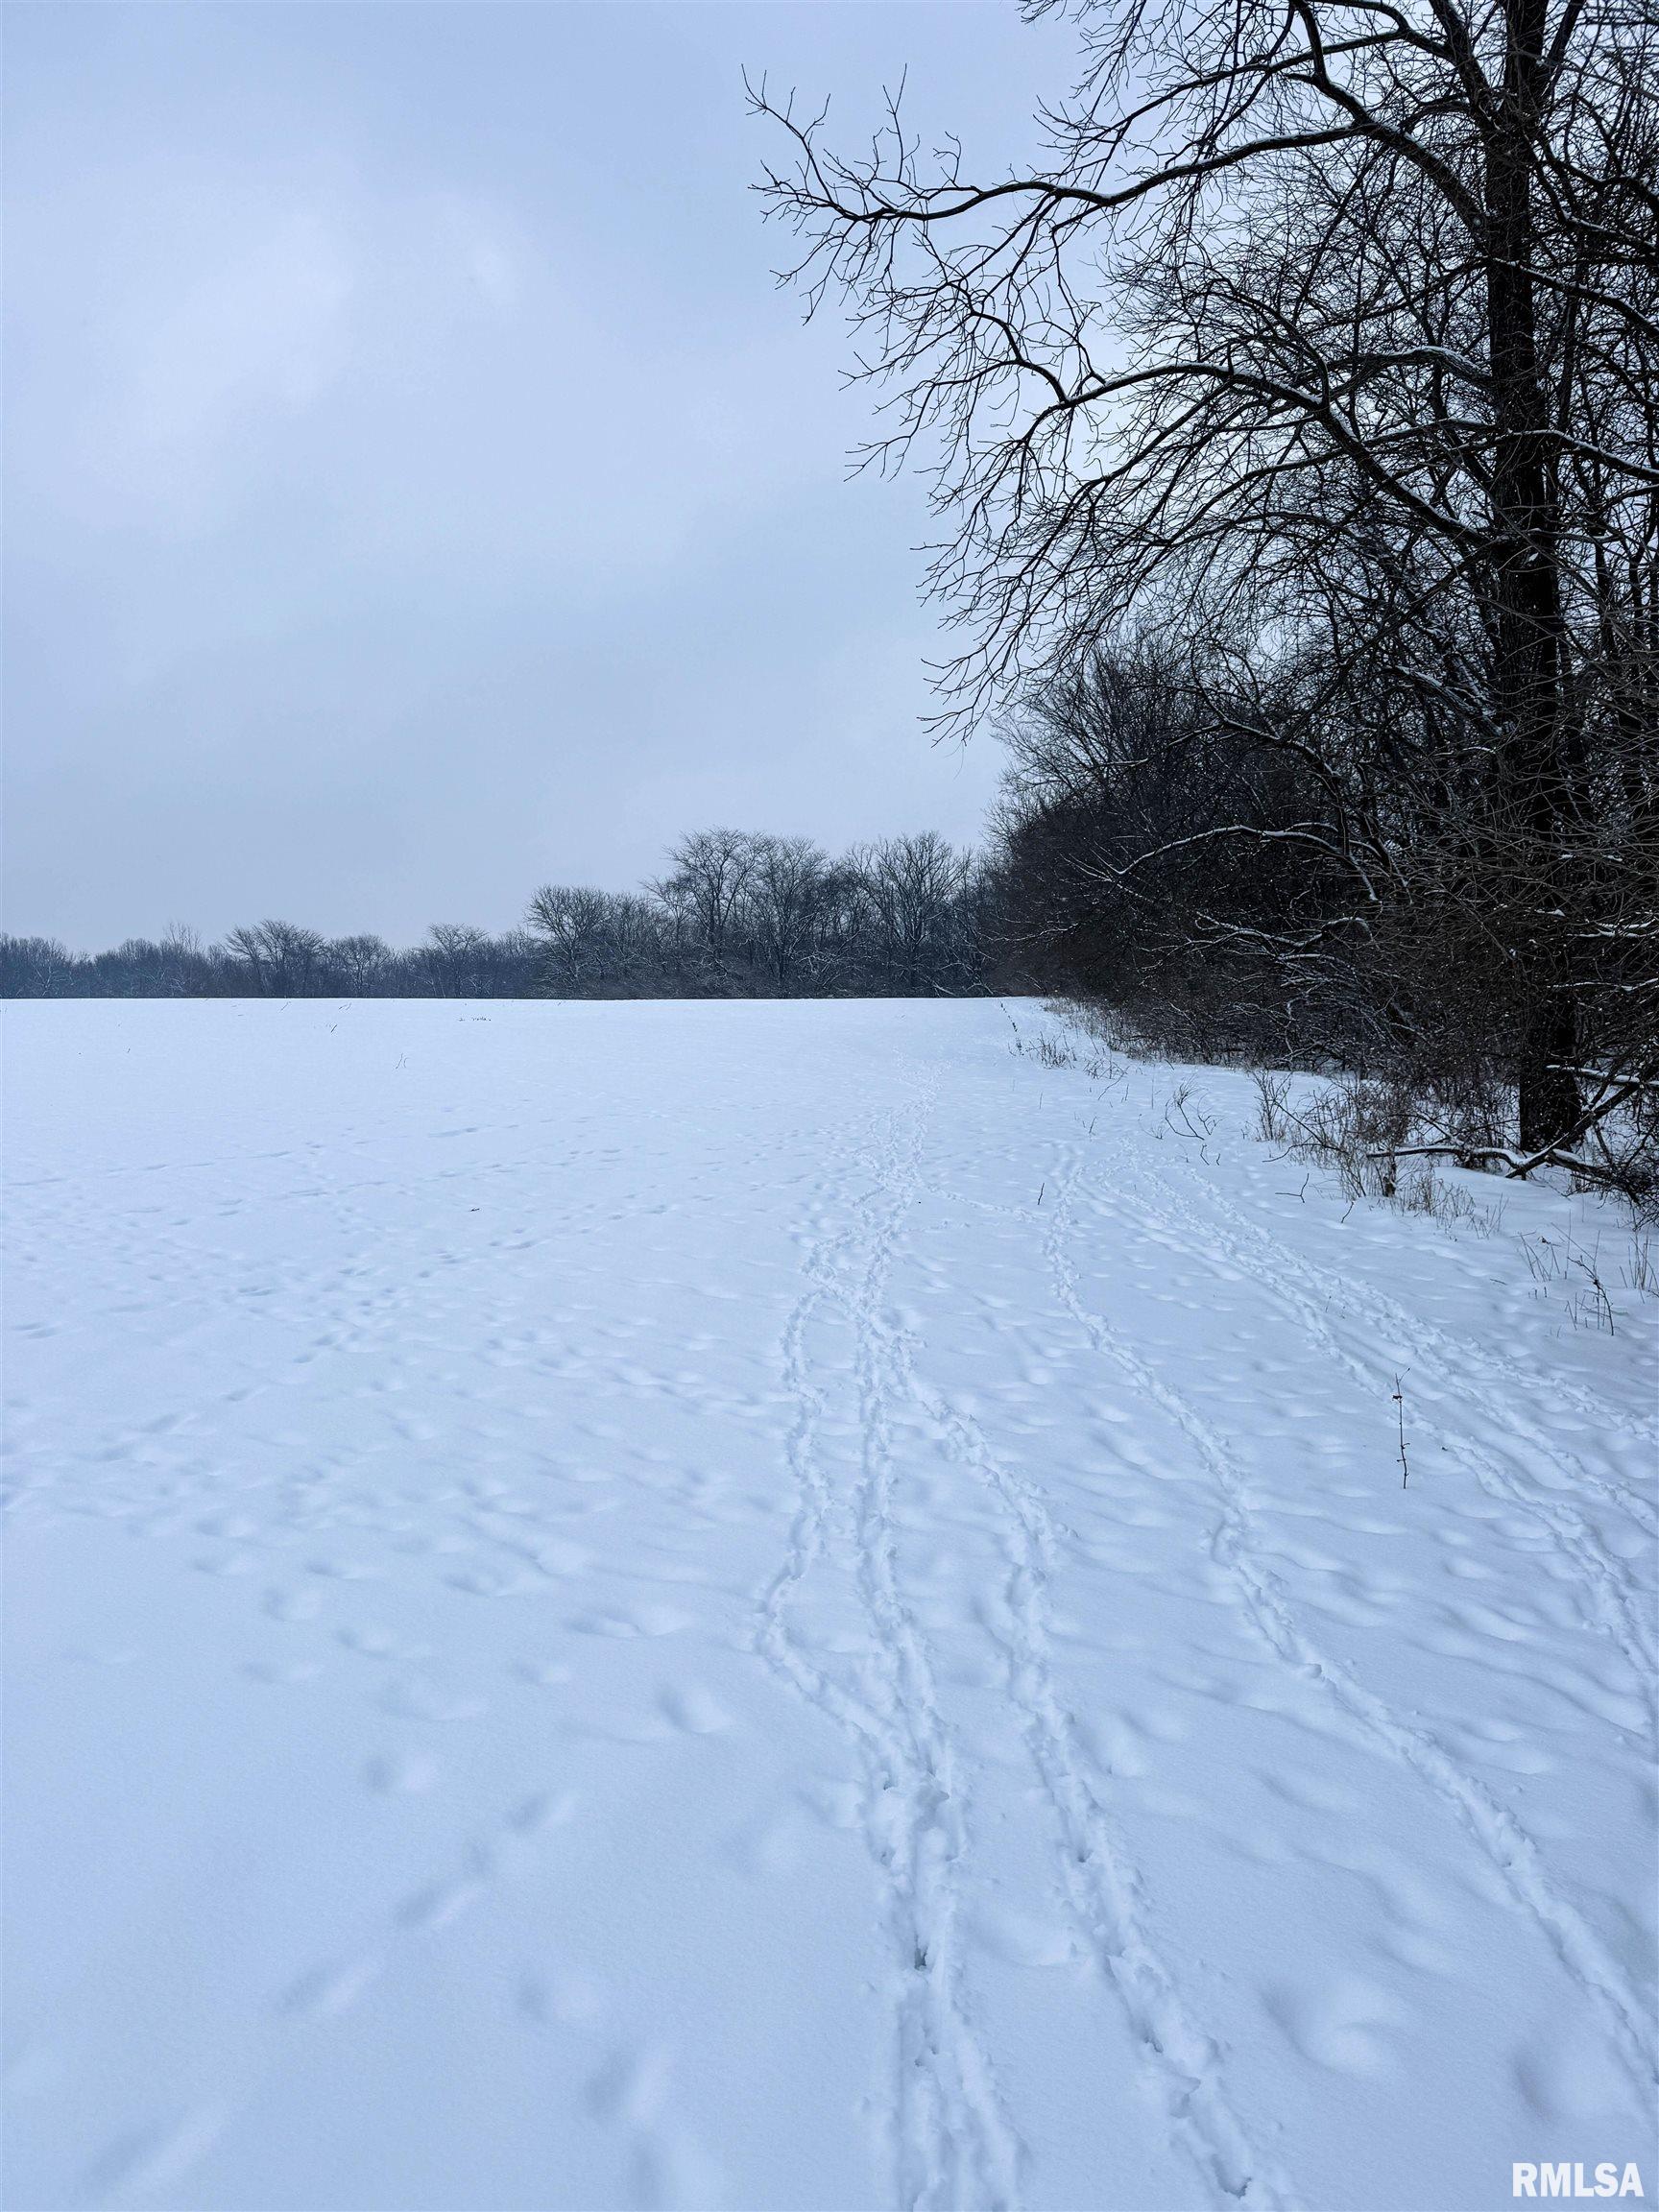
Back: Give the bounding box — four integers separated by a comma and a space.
4, 2, 1067, 948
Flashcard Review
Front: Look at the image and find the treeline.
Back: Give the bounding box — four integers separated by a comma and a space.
993, 641, 1658, 1093
0, 920, 542, 1001
757, 0, 1659, 1191
2, 830, 995, 1000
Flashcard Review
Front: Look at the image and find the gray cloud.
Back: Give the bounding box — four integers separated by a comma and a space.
4, 2, 1059, 947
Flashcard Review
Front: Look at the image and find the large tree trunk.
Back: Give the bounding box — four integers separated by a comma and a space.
1517, 995, 1581, 1153
1484, 0, 1582, 1150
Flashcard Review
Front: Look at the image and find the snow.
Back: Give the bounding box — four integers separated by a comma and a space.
3, 997, 1654, 2212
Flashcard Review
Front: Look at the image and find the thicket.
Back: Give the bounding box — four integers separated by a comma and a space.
756, 0, 1659, 1197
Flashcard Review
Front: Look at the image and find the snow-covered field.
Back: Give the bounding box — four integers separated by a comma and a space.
4, 998, 1655, 2212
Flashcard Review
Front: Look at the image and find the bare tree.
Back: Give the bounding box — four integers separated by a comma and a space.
752, 0, 1659, 1149
524, 888, 622, 994
0, 936, 79, 997
329, 935, 390, 995
420, 924, 493, 998
854, 832, 975, 992
224, 919, 325, 997
741, 835, 834, 991
652, 830, 758, 980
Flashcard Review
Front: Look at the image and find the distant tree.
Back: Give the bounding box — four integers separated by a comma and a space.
420, 924, 491, 998
526, 886, 678, 996
654, 830, 757, 979
602, 896, 672, 993
489, 928, 541, 997
0, 935, 80, 998
854, 833, 975, 993
526, 887, 618, 994
222, 926, 266, 991
328, 935, 390, 995
742, 835, 833, 993
225, 920, 325, 997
